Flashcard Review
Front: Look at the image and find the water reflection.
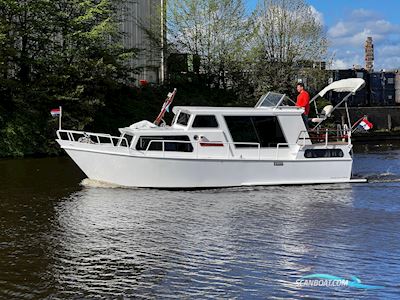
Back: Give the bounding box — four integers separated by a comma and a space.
0, 147, 400, 299
49, 183, 400, 298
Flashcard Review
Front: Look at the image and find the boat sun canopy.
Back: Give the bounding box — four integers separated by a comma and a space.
310, 78, 366, 113
317, 78, 365, 98
310, 78, 366, 130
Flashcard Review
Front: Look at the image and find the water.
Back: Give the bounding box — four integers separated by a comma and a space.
1, 144, 400, 299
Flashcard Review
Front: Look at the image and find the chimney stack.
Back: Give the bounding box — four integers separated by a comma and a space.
365, 37, 374, 72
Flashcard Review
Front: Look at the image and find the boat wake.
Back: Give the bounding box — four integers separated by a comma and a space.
365, 172, 400, 183
80, 178, 130, 189
79, 172, 400, 190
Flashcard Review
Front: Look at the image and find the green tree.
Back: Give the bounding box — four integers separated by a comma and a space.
0, 0, 137, 156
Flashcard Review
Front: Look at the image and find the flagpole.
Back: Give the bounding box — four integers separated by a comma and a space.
59, 106, 62, 130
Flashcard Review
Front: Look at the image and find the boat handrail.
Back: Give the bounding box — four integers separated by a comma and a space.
57, 129, 130, 148
144, 139, 261, 159
144, 140, 194, 158
275, 143, 291, 160
296, 128, 352, 147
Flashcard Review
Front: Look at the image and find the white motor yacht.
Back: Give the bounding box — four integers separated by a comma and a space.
56, 78, 367, 188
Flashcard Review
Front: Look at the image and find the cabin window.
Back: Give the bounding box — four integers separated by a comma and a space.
224, 116, 287, 148
136, 136, 193, 152
192, 115, 219, 128
304, 149, 344, 158
176, 112, 191, 126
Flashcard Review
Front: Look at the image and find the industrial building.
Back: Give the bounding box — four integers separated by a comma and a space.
327, 37, 400, 107
328, 69, 400, 107
120, 0, 165, 84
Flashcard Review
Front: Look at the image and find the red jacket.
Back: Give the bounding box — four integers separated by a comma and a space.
296, 90, 310, 116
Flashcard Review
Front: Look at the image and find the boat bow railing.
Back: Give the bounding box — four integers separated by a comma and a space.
57, 130, 130, 148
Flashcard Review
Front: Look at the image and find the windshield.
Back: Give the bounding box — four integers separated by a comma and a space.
255, 92, 295, 108
176, 112, 191, 126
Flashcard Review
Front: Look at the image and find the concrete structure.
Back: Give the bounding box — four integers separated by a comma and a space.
365, 37, 374, 72
120, 0, 165, 84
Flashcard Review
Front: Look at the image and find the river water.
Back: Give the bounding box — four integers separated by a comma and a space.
0, 144, 400, 299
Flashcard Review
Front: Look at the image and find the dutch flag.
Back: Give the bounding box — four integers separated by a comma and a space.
50, 108, 61, 117
358, 118, 373, 131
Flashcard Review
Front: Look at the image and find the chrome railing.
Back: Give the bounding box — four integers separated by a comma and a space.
144, 140, 194, 158
275, 143, 291, 160
57, 130, 130, 148
57, 131, 296, 160
296, 129, 352, 146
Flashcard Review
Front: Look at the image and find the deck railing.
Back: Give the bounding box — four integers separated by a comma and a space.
57, 129, 351, 160
297, 128, 352, 147
57, 130, 130, 148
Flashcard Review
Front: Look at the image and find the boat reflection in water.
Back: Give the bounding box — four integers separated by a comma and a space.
51, 168, 399, 298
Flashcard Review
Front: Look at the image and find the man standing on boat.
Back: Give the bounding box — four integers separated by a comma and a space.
296, 83, 310, 128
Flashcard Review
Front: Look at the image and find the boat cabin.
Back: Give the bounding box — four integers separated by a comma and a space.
57, 79, 365, 161
117, 92, 314, 160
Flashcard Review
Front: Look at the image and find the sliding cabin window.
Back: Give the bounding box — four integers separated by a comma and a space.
192, 115, 219, 128
224, 116, 287, 148
176, 112, 191, 126
136, 136, 193, 152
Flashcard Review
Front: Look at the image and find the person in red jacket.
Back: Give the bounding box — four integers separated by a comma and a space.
295, 83, 310, 128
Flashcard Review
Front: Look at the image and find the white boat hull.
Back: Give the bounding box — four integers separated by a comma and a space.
55, 79, 368, 189
62, 145, 354, 188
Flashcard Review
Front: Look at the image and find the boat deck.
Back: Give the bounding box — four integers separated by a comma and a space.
311, 141, 349, 146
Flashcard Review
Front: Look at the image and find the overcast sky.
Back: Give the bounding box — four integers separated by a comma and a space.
246, 0, 400, 70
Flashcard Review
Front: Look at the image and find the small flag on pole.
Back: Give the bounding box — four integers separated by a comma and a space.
357, 118, 373, 131
50, 106, 62, 130
50, 108, 61, 117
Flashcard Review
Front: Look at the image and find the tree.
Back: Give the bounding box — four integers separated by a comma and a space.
163, 0, 327, 102
0, 0, 137, 156
166, 0, 252, 90
249, 0, 328, 97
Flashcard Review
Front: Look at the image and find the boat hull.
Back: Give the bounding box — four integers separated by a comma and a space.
62, 145, 354, 188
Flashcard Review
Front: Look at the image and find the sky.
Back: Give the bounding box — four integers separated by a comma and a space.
246, 0, 400, 70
